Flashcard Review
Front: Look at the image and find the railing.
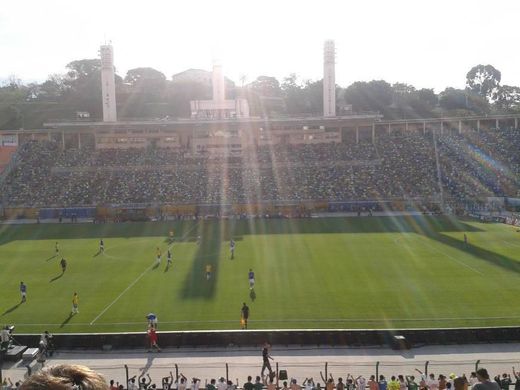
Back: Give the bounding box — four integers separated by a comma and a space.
2, 356, 518, 390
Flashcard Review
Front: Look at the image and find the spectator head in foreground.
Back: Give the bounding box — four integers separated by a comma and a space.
20, 364, 108, 390
476, 369, 490, 382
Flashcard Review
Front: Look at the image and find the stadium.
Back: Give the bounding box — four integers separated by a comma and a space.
0, 7, 520, 389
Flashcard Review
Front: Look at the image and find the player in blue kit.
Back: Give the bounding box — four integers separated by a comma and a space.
248, 268, 255, 290
230, 239, 236, 259
166, 249, 172, 268
20, 281, 27, 302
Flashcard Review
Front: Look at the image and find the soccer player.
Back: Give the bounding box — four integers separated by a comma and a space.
156, 247, 162, 265
241, 302, 250, 329
230, 239, 236, 260
206, 264, 212, 280
60, 258, 67, 273
55, 242, 59, 257
169, 229, 174, 243
146, 313, 158, 328
99, 239, 104, 253
197, 235, 201, 245
167, 249, 172, 267
464, 233, 468, 246
248, 268, 255, 290
20, 281, 27, 303
71, 292, 79, 314
147, 325, 161, 352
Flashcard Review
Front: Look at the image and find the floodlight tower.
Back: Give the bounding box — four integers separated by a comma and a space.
323, 40, 336, 117
100, 44, 117, 122
212, 61, 225, 104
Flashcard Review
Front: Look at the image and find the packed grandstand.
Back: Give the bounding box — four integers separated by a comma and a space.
1, 128, 518, 211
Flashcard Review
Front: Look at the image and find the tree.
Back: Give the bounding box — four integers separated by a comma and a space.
466, 64, 501, 101
65, 59, 101, 83
60, 58, 122, 118
248, 76, 282, 97
439, 88, 467, 110
392, 82, 416, 95
496, 85, 520, 111
416, 88, 438, 107
439, 88, 489, 113
246, 76, 284, 116
302, 79, 323, 114
28, 74, 68, 101
122, 68, 167, 116
125, 67, 165, 85
281, 74, 307, 115
343, 80, 393, 112
162, 80, 212, 118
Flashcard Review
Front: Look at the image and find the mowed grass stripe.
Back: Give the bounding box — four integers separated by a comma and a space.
1, 216, 519, 333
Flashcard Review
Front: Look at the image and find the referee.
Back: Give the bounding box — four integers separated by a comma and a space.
241, 303, 249, 329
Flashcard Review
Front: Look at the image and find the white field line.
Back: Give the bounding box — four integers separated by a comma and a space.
411, 236, 484, 275
89, 263, 155, 325
18, 315, 520, 327
89, 221, 201, 325
502, 240, 520, 248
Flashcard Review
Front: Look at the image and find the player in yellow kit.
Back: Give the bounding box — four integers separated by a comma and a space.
205, 264, 212, 280
71, 292, 79, 314
156, 247, 162, 265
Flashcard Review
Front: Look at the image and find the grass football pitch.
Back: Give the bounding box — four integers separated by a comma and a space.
0, 215, 519, 334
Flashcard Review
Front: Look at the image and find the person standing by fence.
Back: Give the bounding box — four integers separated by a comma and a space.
261, 342, 274, 378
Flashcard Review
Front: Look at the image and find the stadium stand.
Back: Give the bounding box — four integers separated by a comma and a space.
0, 129, 519, 210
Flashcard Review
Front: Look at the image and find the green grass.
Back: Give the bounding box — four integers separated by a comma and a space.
1, 215, 520, 334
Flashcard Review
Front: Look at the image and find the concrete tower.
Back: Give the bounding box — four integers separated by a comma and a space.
100, 44, 117, 122
212, 62, 225, 103
323, 40, 336, 117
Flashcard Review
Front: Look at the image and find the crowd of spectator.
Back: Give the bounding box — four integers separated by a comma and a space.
4, 365, 520, 390
1, 129, 519, 208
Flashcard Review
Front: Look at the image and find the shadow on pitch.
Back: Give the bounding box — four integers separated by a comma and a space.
0, 217, 483, 247
180, 222, 221, 300
60, 313, 74, 328
1, 302, 22, 316
429, 232, 520, 274
0, 220, 200, 246
49, 273, 64, 282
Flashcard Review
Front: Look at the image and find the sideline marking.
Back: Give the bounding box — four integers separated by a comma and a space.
19, 315, 520, 327
502, 240, 520, 248
89, 221, 201, 325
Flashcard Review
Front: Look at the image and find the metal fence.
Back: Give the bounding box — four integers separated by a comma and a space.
3, 357, 519, 389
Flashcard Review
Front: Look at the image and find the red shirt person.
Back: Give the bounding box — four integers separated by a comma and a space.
147, 326, 161, 352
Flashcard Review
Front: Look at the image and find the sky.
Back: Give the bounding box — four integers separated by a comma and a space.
1, 0, 519, 92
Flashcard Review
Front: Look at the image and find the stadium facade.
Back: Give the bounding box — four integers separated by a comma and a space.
0, 42, 519, 219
